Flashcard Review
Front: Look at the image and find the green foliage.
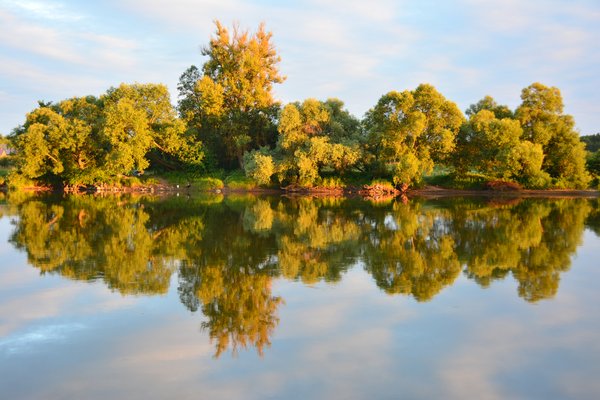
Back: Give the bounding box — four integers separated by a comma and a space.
6, 21, 593, 193
225, 170, 257, 190
243, 148, 275, 185
177, 21, 284, 168
364, 84, 464, 186
162, 171, 224, 190
319, 177, 345, 189
453, 85, 590, 189
580, 133, 600, 153
10, 84, 204, 188
516, 83, 590, 188
369, 179, 395, 191
196, 177, 225, 191
587, 151, 600, 176
11, 97, 103, 185
102, 83, 204, 173
247, 98, 362, 187
465, 95, 513, 119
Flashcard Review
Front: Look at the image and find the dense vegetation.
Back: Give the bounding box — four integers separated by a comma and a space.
2, 21, 595, 190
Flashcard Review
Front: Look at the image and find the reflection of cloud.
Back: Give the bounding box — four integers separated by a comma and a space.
0, 269, 138, 337
438, 294, 600, 400
440, 319, 525, 400
0, 323, 86, 355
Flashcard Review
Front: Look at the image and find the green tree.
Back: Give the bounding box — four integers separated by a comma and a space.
364, 84, 463, 186
11, 97, 104, 186
580, 133, 600, 153
178, 21, 285, 168
465, 95, 513, 119
454, 109, 548, 185
516, 83, 590, 188
243, 98, 361, 186
102, 83, 203, 174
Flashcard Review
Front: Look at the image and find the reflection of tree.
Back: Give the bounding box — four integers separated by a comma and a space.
7, 193, 594, 357
9, 196, 192, 294
452, 199, 591, 302
198, 265, 281, 357
586, 199, 600, 237
175, 199, 282, 357
273, 198, 361, 284
362, 202, 462, 301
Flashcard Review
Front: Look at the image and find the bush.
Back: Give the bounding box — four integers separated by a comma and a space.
6, 172, 37, 189
523, 171, 551, 189
225, 171, 257, 190
195, 177, 224, 191
121, 176, 142, 188
243, 149, 274, 185
369, 178, 395, 191
319, 177, 345, 189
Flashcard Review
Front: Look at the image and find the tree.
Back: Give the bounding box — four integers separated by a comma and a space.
516, 83, 590, 188
580, 133, 600, 153
454, 107, 549, 185
102, 83, 203, 174
465, 95, 513, 119
178, 21, 285, 168
11, 97, 104, 186
364, 84, 463, 186
269, 98, 361, 186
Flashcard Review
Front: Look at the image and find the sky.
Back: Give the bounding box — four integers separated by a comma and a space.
0, 0, 599, 135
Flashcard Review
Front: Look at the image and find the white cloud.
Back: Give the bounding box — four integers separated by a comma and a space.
1, 0, 84, 21
0, 9, 140, 70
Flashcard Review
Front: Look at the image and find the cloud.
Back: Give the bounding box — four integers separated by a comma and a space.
1, 0, 599, 134
1, 0, 84, 21
0, 9, 140, 69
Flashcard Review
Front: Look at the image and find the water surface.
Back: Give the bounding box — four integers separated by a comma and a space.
1, 193, 599, 399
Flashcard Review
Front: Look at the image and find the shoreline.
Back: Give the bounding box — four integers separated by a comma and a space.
3, 183, 599, 199
407, 187, 600, 198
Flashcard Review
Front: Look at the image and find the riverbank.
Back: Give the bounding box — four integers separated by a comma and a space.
409, 186, 600, 198
4, 181, 598, 199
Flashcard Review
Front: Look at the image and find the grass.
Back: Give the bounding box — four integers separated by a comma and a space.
424, 172, 491, 190
159, 170, 225, 190
224, 170, 257, 190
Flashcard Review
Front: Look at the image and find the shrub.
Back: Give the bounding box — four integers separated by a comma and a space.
319, 177, 345, 189
243, 149, 274, 185
195, 177, 224, 191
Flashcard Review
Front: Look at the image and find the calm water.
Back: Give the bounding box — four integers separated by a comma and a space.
1, 192, 599, 399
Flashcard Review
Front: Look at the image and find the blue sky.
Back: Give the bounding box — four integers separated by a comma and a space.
1, 0, 599, 135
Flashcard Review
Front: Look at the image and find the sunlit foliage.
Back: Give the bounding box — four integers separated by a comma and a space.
364, 84, 464, 186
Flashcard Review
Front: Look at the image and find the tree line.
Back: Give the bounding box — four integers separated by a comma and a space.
4, 21, 594, 190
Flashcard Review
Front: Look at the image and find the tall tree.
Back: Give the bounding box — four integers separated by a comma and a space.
516, 83, 590, 188
465, 95, 513, 119
179, 21, 285, 168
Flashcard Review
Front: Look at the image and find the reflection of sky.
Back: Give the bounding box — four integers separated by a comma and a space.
0, 323, 86, 355
1, 217, 599, 399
